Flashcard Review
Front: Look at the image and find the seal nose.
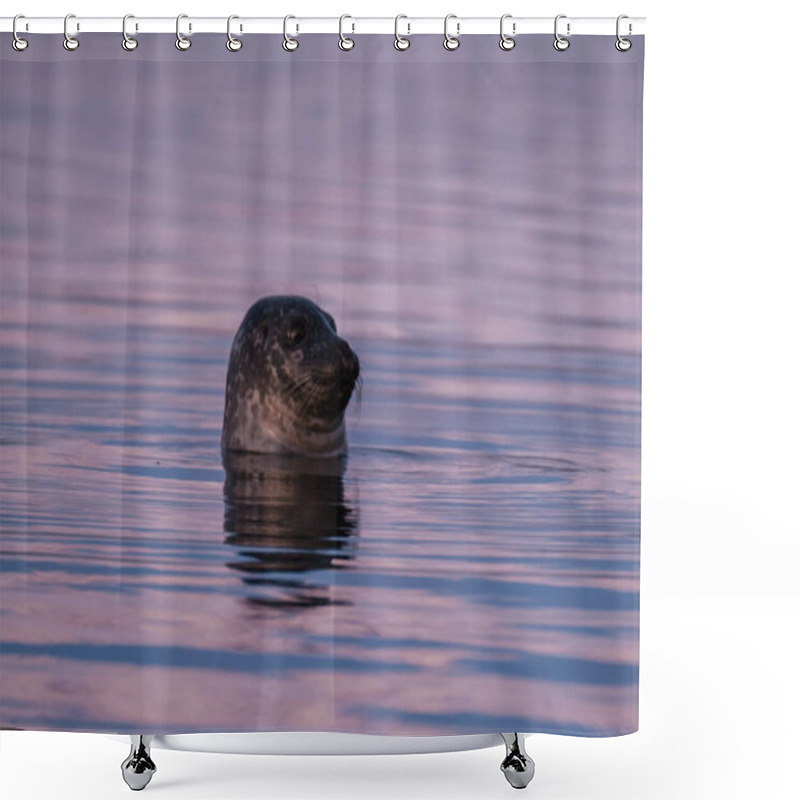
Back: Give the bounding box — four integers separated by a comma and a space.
340, 341, 359, 385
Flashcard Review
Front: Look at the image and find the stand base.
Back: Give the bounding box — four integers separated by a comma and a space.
120, 735, 156, 791
500, 732, 536, 789
115, 731, 535, 790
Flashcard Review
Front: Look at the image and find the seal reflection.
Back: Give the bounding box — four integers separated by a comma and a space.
222, 450, 358, 609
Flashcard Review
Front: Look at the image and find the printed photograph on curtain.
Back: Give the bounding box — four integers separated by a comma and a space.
0, 32, 643, 736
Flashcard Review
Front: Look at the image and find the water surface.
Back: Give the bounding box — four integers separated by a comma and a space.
0, 34, 641, 736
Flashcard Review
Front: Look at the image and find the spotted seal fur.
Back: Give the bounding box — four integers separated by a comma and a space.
221, 296, 360, 456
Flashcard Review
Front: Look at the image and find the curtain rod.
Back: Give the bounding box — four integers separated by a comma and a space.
1, 16, 646, 36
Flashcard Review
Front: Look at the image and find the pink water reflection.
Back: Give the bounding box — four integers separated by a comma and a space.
1, 38, 641, 736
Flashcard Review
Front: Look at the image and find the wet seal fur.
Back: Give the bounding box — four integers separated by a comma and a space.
221, 296, 360, 457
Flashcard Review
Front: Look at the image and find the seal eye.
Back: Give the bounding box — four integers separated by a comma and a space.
284, 320, 306, 347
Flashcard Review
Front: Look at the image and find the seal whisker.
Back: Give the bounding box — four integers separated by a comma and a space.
353, 374, 363, 419
290, 370, 326, 404
286, 370, 331, 421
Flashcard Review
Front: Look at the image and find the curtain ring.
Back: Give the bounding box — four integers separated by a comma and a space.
616, 14, 632, 51
553, 14, 570, 51
227, 15, 243, 51
499, 14, 515, 50
122, 14, 138, 51
339, 14, 355, 51
176, 13, 191, 51
394, 14, 410, 51
443, 14, 460, 51
63, 13, 79, 51
283, 15, 299, 51
12, 14, 28, 51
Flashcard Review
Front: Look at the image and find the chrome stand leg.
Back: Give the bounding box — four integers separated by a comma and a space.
121, 735, 157, 791
500, 733, 535, 789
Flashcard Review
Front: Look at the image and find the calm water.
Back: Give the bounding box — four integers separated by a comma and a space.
0, 35, 641, 736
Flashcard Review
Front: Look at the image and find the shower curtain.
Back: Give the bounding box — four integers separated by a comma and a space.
0, 30, 643, 738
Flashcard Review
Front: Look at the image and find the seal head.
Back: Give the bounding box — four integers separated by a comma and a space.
221, 295, 360, 456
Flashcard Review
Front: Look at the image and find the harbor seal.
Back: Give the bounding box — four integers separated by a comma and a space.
221, 295, 360, 457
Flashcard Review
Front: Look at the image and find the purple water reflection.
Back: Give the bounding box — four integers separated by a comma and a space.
0, 33, 642, 736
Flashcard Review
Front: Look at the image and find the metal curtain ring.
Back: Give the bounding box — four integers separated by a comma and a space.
443, 14, 460, 51
12, 14, 28, 51
63, 13, 79, 51
499, 14, 515, 50
227, 15, 243, 51
394, 14, 410, 51
176, 13, 191, 50
616, 14, 632, 51
122, 14, 138, 51
339, 14, 354, 51
283, 15, 299, 51
553, 14, 570, 51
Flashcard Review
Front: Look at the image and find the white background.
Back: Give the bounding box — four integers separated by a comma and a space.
1, 1, 798, 798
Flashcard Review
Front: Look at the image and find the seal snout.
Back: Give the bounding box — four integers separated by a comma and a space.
318, 338, 359, 409
336, 339, 360, 406
339, 340, 360, 385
